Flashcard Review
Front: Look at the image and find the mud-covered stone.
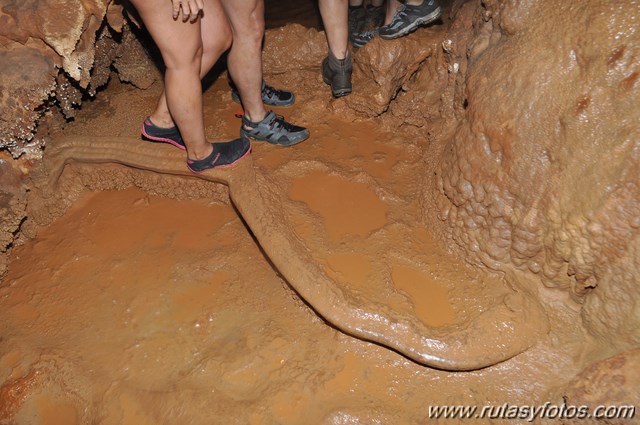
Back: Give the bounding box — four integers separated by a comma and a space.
431, 0, 640, 350
346, 30, 438, 117
113, 28, 162, 90
0, 0, 159, 157
546, 348, 640, 425
0, 155, 27, 276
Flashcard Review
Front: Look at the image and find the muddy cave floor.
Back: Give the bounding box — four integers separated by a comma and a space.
0, 68, 594, 423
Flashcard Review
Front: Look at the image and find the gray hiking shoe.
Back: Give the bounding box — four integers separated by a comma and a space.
353, 29, 377, 49
378, 0, 441, 40
241, 111, 310, 146
349, 5, 367, 46
322, 50, 352, 98
231, 80, 295, 107
352, 5, 385, 48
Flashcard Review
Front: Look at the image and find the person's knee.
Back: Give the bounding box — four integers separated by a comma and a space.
203, 25, 232, 57
232, 12, 264, 47
164, 42, 204, 73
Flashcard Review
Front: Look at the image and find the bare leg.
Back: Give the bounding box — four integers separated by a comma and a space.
131, 0, 219, 159
150, 0, 233, 129
350, 0, 384, 5
385, 0, 402, 24
319, 0, 349, 59
220, 0, 267, 123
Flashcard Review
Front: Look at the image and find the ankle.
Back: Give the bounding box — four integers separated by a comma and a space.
328, 49, 352, 70
243, 111, 267, 125
149, 112, 174, 128
187, 143, 214, 161
329, 48, 350, 61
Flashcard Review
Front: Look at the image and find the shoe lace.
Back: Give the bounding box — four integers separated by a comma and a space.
392, 4, 407, 23
270, 114, 293, 132
362, 29, 377, 38
244, 112, 292, 136
263, 84, 280, 101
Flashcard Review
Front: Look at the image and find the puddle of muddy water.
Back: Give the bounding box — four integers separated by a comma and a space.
288, 170, 388, 242
391, 264, 455, 327
0, 184, 577, 424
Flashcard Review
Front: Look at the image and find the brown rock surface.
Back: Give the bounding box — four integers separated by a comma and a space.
546, 348, 640, 424
0, 0, 159, 156
0, 0, 639, 422
0, 154, 27, 276
432, 0, 640, 352
0, 43, 59, 155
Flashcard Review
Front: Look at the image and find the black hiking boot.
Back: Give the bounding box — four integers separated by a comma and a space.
322, 50, 352, 98
352, 5, 385, 48
349, 5, 367, 46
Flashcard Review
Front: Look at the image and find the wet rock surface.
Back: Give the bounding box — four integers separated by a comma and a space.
546, 348, 640, 425
0, 0, 159, 157
433, 0, 640, 355
1, 0, 639, 423
0, 155, 27, 276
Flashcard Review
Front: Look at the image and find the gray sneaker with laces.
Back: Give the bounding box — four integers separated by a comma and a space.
378, 0, 441, 40
231, 80, 295, 107
352, 5, 385, 48
241, 111, 310, 147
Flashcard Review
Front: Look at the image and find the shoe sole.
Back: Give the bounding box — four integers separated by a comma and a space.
141, 126, 186, 151
379, 7, 441, 40
187, 146, 252, 173
241, 130, 310, 147
322, 76, 353, 98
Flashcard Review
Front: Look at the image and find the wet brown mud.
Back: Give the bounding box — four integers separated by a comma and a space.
2, 0, 640, 423
0, 180, 578, 424
1, 76, 580, 424
27, 122, 545, 370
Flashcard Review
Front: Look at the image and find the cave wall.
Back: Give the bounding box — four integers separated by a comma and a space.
430, 0, 640, 351
0, 0, 161, 274
0, 0, 159, 158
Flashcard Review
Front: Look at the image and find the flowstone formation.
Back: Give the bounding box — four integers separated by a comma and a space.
0, 0, 159, 158
432, 0, 640, 356
0, 0, 639, 418
26, 135, 548, 370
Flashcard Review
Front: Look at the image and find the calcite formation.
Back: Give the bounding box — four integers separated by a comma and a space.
547, 348, 640, 424
0, 157, 26, 276
0, 0, 159, 157
430, 0, 640, 353
0, 0, 638, 407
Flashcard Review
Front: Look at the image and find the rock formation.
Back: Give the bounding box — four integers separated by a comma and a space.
431, 0, 640, 355
0, 0, 159, 158
0, 0, 638, 413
